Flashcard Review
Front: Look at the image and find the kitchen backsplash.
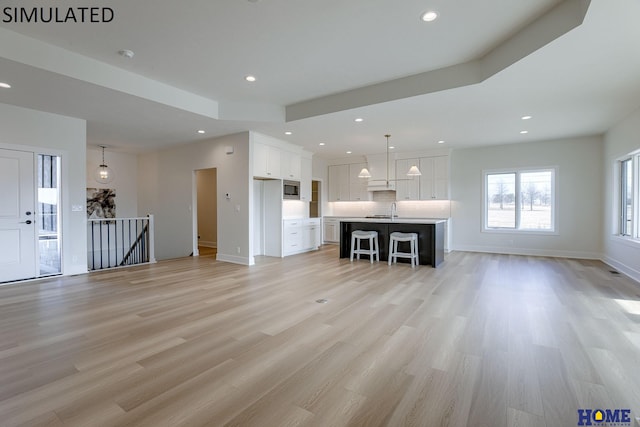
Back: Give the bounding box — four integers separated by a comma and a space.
283, 200, 308, 219
328, 199, 451, 218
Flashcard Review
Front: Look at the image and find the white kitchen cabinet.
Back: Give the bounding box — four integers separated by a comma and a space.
283, 219, 303, 255
349, 163, 371, 201
323, 217, 340, 243
419, 155, 449, 200
303, 219, 321, 250
281, 150, 301, 180
328, 163, 371, 202
253, 142, 281, 178
395, 158, 420, 200
328, 164, 350, 201
283, 218, 320, 256
300, 156, 312, 202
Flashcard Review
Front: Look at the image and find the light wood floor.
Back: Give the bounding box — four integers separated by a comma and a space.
1, 246, 639, 427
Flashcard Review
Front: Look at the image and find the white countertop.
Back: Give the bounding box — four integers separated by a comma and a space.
324, 216, 447, 224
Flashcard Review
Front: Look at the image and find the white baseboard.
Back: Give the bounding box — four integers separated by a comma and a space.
451, 244, 601, 260
602, 255, 640, 284
216, 253, 252, 265
450, 245, 640, 285
198, 241, 217, 248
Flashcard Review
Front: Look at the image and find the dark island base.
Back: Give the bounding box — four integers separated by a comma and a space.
339, 221, 445, 267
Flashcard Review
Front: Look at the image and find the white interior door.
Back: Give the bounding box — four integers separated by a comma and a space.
0, 149, 36, 282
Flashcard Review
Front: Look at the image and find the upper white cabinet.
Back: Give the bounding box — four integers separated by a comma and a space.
328, 164, 350, 201
395, 158, 420, 200
328, 163, 371, 201
300, 156, 312, 202
253, 142, 281, 178
419, 155, 449, 200
349, 163, 370, 201
281, 150, 301, 180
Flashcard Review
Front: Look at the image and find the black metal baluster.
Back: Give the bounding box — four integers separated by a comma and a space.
99, 221, 104, 270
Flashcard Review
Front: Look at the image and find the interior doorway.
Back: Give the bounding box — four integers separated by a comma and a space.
193, 168, 217, 257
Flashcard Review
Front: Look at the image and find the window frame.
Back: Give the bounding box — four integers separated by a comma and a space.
616, 152, 640, 242
482, 167, 558, 235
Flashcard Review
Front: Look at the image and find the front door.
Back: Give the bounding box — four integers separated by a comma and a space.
0, 148, 36, 283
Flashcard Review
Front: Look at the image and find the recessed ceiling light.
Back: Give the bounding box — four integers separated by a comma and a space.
0, 82, 11, 89
354, 118, 363, 122
421, 11, 438, 22
520, 130, 529, 134
522, 115, 532, 120
118, 49, 135, 59
285, 131, 292, 135
389, 146, 395, 150
346, 151, 352, 154
245, 75, 256, 82
319, 142, 325, 146
437, 140, 445, 144
197, 130, 206, 134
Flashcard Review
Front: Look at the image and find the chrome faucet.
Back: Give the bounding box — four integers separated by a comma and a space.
390, 202, 397, 220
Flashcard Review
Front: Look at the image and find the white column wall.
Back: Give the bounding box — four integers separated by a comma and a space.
137, 132, 251, 263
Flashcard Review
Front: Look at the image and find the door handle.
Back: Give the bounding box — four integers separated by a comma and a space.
20, 220, 33, 224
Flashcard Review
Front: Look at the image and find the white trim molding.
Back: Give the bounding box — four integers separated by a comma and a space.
451, 244, 601, 260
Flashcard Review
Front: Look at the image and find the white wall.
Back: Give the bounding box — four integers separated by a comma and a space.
603, 106, 640, 281
0, 103, 87, 275
137, 132, 250, 263
450, 136, 603, 258
86, 147, 138, 218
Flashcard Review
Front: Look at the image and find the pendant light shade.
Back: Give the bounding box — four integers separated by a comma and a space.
407, 165, 422, 176
358, 134, 422, 182
94, 145, 114, 184
358, 167, 372, 178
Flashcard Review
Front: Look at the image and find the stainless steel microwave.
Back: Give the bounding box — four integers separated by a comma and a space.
283, 180, 300, 200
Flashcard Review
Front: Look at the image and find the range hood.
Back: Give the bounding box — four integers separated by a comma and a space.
365, 153, 396, 191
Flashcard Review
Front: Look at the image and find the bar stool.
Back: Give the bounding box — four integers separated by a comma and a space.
388, 232, 419, 267
350, 230, 379, 263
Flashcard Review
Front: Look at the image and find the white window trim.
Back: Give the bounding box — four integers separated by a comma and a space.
614, 150, 640, 241
482, 166, 558, 235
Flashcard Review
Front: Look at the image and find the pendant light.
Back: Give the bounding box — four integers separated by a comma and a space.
358, 134, 421, 184
94, 145, 114, 184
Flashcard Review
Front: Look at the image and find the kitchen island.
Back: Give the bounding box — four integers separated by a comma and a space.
339, 218, 446, 267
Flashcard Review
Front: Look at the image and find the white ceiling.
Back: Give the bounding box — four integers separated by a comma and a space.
0, 0, 639, 158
